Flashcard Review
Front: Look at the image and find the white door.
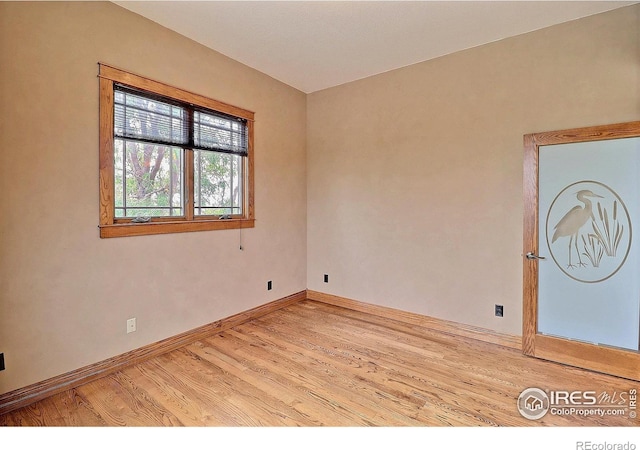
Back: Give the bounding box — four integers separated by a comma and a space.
523, 122, 640, 380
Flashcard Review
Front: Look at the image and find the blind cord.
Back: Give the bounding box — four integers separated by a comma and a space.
239, 219, 243, 251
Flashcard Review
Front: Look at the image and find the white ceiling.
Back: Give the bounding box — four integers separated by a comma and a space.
114, 1, 637, 93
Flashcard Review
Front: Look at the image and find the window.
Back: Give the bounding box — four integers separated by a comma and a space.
98, 64, 254, 238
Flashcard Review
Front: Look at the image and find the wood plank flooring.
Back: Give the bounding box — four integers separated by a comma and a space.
2, 299, 639, 426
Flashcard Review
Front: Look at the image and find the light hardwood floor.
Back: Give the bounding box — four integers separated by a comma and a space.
1, 299, 639, 426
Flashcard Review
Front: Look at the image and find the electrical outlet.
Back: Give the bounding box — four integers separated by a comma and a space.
0, 353, 4, 371
324, 274, 329, 283
495, 305, 504, 317
127, 318, 137, 334
267, 280, 272, 291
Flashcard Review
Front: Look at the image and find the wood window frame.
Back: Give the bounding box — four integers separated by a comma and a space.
98, 63, 255, 238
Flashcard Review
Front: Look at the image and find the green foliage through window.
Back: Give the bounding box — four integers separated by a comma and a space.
112, 85, 247, 219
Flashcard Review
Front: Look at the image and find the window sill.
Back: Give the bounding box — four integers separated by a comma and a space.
99, 218, 255, 238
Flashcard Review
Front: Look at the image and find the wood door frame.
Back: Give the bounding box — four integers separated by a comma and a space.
523, 120, 640, 381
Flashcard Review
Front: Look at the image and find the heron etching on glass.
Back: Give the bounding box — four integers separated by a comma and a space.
551, 190, 603, 269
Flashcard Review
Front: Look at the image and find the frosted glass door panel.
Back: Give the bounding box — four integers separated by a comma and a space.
538, 137, 640, 351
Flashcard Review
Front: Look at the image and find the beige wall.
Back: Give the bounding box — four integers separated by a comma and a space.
0, 2, 307, 394
307, 5, 640, 336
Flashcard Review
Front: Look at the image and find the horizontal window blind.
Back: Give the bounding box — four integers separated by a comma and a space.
114, 84, 248, 156
194, 109, 247, 156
